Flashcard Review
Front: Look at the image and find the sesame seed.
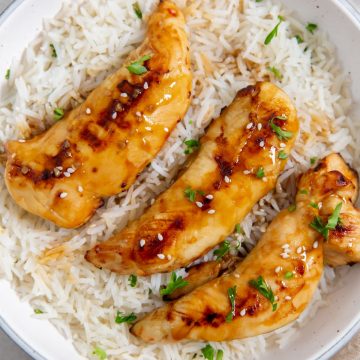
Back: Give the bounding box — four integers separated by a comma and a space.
243, 170, 251, 175
240, 308, 247, 317
275, 266, 282, 273
143, 82, 149, 89
280, 252, 290, 259
285, 296, 292, 301
86, 108, 91, 114
157, 233, 163, 241
21, 166, 30, 175
57, 166, 63, 170
136, 111, 141, 117
281, 281, 287, 288
18, 139, 26, 143
262, 177, 268, 182
297, 246, 303, 254
164, 94, 171, 100
150, 198, 155, 205
313, 241, 319, 249
259, 140, 265, 148
54, 168, 61, 177
64, 172, 70, 177
196, 201, 203, 208
349, 242, 353, 248
67, 167, 75, 174
120, 93, 128, 98
164, 127, 169, 132
208, 209, 216, 214
112, 112, 117, 120
78, 185, 84, 193
11, 153, 16, 158
234, 274, 240, 278
282, 244, 290, 249
139, 239, 146, 247
258, 123, 262, 131
224, 176, 231, 183
157, 253, 165, 260
318, 202, 323, 209
59, 192, 68, 199
167, 254, 172, 260
246, 122, 254, 130
206, 194, 213, 200
145, 126, 152, 131
274, 296, 279, 301
280, 143, 286, 148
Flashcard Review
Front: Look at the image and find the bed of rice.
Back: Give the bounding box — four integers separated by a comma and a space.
0, 0, 359, 359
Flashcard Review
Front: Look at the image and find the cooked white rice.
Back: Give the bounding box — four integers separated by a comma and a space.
0, 0, 359, 359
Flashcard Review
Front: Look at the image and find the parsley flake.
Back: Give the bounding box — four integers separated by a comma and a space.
256, 166, 265, 179
132, 2, 142, 19
270, 116, 293, 141
284, 271, 294, 279
299, 189, 309, 195
310, 202, 342, 240
306, 23, 318, 34
5, 69, 10, 80
184, 187, 196, 202
268, 66, 283, 80
288, 204, 296, 212
249, 276, 277, 311
264, 16, 285, 45
310, 157, 318, 165
235, 223, 244, 234
160, 272, 188, 296
214, 240, 230, 261
127, 54, 152, 75
54, 108, 64, 121
278, 150, 288, 160
128, 274, 137, 287
115, 311, 137, 324
200, 345, 224, 360
225, 286, 237, 322
50, 43, 57, 58
34, 308, 43, 314
295, 35, 304, 44
309, 201, 319, 209
93, 347, 107, 360
184, 139, 200, 154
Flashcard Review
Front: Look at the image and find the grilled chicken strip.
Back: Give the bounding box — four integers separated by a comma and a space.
5, 0, 191, 228
85, 82, 299, 275
131, 153, 354, 343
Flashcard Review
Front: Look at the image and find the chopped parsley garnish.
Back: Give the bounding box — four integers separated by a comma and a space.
160, 272, 188, 296
310, 202, 342, 240
306, 23, 318, 34
235, 223, 244, 234
270, 116, 293, 141
310, 157, 318, 165
184, 139, 200, 154
216, 350, 224, 360
54, 108, 64, 121
288, 204, 296, 212
214, 240, 230, 261
256, 166, 265, 179
5, 69, 10, 80
184, 187, 196, 202
256, 0, 263, 2
295, 35, 304, 44
268, 66, 283, 80
132, 2, 142, 19
201, 344, 224, 360
284, 271, 294, 279
34, 308, 43, 314
93, 347, 107, 360
189, 119, 193, 125
249, 276, 277, 311
278, 150, 288, 160
50, 43, 57, 58
309, 201, 319, 209
264, 16, 285, 45
115, 311, 137, 324
225, 286, 237, 322
127, 54, 152, 75
128, 274, 137, 287
299, 189, 309, 195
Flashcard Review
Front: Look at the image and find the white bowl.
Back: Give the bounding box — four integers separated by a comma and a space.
0, 0, 360, 359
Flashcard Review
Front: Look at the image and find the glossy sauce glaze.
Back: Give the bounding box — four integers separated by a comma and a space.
4, 0, 192, 228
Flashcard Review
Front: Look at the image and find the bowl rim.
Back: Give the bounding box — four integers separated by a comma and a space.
0, 0, 360, 359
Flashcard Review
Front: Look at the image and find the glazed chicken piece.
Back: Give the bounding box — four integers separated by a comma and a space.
130, 153, 355, 343
85, 82, 299, 275
5, 0, 192, 228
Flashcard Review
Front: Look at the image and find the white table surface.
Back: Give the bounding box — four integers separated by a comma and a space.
0, 0, 360, 359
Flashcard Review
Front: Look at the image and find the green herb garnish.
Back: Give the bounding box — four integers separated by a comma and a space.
5, 69, 10, 80
270, 116, 293, 141
225, 286, 237, 322
127, 54, 152, 75
256, 166, 265, 179
284, 271, 294, 279
160, 272, 188, 296
216, 350, 224, 360
128, 274, 137, 287
34, 309, 43, 314
268, 66, 283, 80
264, 16, 285, 45
310, 157, 317, 165
132, 2, 142, 19
93, 347, 107, 360
200, 345, 224, 360
50, 43, 57, 58
278, 150, 288, 160
249, 276, 277, 311
235, 223, 244, 234
288, 204, 296, 212
310, 202, 342, 240
184, 187, 196, 202
256, 0, 263, 2
295, 35, 304, 44
306, 23, 318, 34
115, 311, 137, 324
299, 189, 309, 195
309, 202, 319, 209
214, 240, 230, 261
184, 139, 200, 154
54, 108, 64, 121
